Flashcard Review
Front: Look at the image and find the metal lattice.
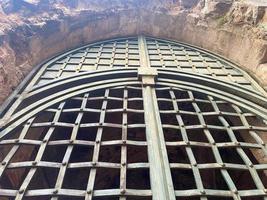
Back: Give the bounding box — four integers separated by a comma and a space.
28, 36, 263, 93
0, 36, 267, 200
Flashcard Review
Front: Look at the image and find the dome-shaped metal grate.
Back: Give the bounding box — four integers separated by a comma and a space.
0, 36, 267, 200
33, 36, 263, 93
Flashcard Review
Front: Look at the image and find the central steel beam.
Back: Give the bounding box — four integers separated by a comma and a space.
138, 36, 175, 200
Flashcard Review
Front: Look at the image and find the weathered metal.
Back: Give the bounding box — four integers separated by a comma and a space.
0, 36, 266, 200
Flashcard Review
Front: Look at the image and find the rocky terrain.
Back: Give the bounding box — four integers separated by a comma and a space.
0, 0, 267, 104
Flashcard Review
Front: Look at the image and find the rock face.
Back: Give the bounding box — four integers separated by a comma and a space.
0, 0, 267, 105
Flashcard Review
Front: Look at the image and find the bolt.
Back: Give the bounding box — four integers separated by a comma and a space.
122, 140, 127, 145
120, 189, 126, 194
53, 189, 58, 194
235, 142, 240, 146
96, 140, 100, 144
69, 140, 74, 144
220, 163, 225, 168
62, 162, 67, 166
19, 189, 24, 194
32, 161, 37, 166
92, 162, 96, 166
200, 190, 205, 195
43, 139, 47, 143
232, 189, 238, 194
2, 161, 6, 166
87, 190, 92, 194
15, 139, 19, 143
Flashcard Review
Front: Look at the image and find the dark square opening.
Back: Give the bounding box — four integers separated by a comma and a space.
86, 99, 103, 110
167, 146, 190, 163
42, 145, 68, 163
158, 100, 174, 110
94, 168, 120, 189
99, 145, 121, 163
128, 112, 145, 124
81, 111, 100, 123
218, 148, 244, 164
187, 129, 208, 143
77, 127, 97, 141
128, 100, 143, 110
197, 102, 214, 112
127, 145, 148, 163
64, 98, 82, 109
160, 113, 178, 125
27, 167, 59, 189
204, 116, 223, 126
128, 88, 142, 98
50, 126, 73, 140
11, 144, 39, 163
178, 102, 194, 112
102, 127, 122, 141
209, 129, 231, 143
181, 114, 199, 126
199, 169, 228, 190
69, 145, 94, 162
62, 167, 90, 190
163, 128, 182, 142
33, 111, 55, 123
191, 146, 216, 164
127, 168, 151, 189
109, 88, 124, 98
25, 126, 48, 140
1, 168, 30, 189
171, 169, 196, 190
106, 99, 123, 109
128, 127, 146, 141
59, 112, 78, 124
228, 169, 257, 190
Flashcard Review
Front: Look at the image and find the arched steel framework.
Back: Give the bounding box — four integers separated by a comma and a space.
0, 36, 267, 200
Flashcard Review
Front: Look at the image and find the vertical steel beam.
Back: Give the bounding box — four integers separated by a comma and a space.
138, 36, 176, 200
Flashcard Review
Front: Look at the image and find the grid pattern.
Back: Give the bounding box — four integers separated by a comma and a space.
156, 86, 267, 200
32, 37, 259, 93
146, 39, 254, 90
38, 38, 140, 85
0, 36, 267, 200
0, 86, 152, 200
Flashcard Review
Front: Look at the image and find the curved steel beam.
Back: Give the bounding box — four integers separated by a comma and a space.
1, 68, 267, 140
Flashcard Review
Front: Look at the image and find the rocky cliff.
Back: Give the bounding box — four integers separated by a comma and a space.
0, 0, 267, 104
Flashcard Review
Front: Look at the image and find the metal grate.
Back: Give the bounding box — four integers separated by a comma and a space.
146, 39, 254, 90
23, 36, 263, 94
0, 86, 152, 200
38, 38, 140, 86
156, 86, 267, 199
0, 36, 267, 200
